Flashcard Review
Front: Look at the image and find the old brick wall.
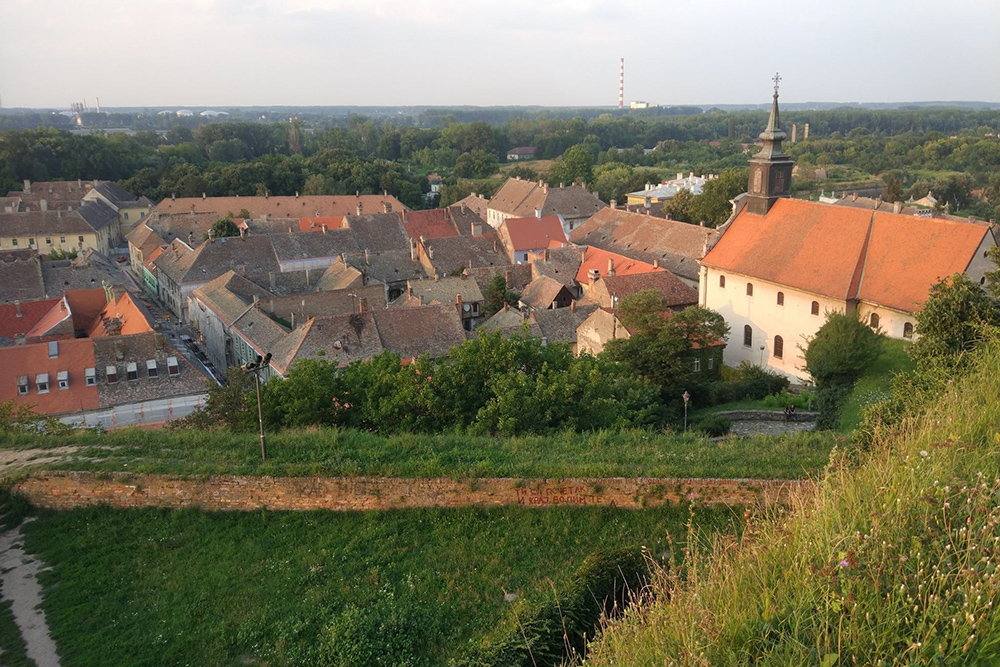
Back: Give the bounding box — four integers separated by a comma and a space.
13, 473, 811, 512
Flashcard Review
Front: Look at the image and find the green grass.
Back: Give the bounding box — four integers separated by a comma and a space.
581, 338, 1000, 665
0, 428, 835, 481
20, 504, 739, 666
839, 338, 915, 432
0, 598, 35, 667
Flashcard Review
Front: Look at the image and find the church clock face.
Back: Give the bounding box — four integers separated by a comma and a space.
753, 168, 763, 194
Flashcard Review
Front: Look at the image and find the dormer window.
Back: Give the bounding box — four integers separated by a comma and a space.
36, 373, 50, 394
85, 368, 97, 386
106, 365, 118, 383
17, 376, 29, 395
146, 359, 158, 378
126, 362, 139, 381
57, 371, 69, 390
167, 356, 180, 377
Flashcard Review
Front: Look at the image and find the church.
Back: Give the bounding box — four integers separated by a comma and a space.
699, 79, 997, 380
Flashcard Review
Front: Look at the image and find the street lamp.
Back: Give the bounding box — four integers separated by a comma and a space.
759, 344, 766, 366
243, 352, 272, 461
682, 390, 691, 432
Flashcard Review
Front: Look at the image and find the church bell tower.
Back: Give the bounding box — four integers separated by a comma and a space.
747, 73, 794, 216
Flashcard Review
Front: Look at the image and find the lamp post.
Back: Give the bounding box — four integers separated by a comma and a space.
682, 390, 690, 432
243, 352, 272, 461
759, 344, 766, 366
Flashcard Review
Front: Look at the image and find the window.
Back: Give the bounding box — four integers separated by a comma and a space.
126, 362, 138, 381
167, 356, 180, 377
36, 373, 49, 394
774, 335, 784, 359
146, 359, 158, 378
811, 301, 820, 316
743, 325, 753, 347
48, 341, 59, 358
60, 236, 66, 243
870, 313, 880, 330
708, 357, 714, 370
17, 376, 29, 396
57, 371, 69, 390
693, 357, 701, 372
903, 322, 914, 339
719, 275, 726, 288
106, 365, 118, 383
11, 239, 17, 247
124, 212, 129, 220
776, 291, 784, 306
85, 368, 96, 386
522, 253, 528, 262
46, 237, 52, 245
28, 238, 34, 246
78, 235, 84, 244
746, 283, 754, 296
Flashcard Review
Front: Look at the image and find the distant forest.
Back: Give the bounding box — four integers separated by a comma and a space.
1, 106, 998, 220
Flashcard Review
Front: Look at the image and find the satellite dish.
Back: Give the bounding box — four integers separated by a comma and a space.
463, 304, 471, 312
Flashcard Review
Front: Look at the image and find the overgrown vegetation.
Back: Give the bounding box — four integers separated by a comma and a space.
19, 504, 738, 666
581, 330, 1000, 665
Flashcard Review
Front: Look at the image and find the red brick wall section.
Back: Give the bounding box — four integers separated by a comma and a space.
13, 473, 811, 512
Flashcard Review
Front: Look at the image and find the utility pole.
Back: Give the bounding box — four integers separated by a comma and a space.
243, 352, 272, 460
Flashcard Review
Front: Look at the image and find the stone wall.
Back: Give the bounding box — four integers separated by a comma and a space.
715, 409, 818, 422
13, 472, 811, 512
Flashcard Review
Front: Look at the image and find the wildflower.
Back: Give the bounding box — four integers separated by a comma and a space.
920, 450, 929, 458
840, 559, 849, 568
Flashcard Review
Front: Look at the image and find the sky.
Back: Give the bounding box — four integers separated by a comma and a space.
1, 0, 999, 109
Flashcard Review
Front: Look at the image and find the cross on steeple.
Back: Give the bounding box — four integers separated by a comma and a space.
772, 72, 781, 93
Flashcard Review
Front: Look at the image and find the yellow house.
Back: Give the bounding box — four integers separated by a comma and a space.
0, 202, 120, 256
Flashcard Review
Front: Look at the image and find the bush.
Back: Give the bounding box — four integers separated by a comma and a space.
814, 383, 853, 430
317, 593, 432, 667
460, 547, 649, 667
694, 415, 731, 437
761, 389, 813, 411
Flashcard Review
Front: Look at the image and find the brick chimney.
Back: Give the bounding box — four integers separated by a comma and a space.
23, 179, 31, 195
382, 202, 392, 213
504, 269, 512, 288
356, 202, 363, 215
607, 258, 615, 277
534, 207, 542, 219
653, 259, 660, 269
358, 297, 368, 313
570, 299, 576, 313
364, 249, 370, 265
893, 201, 902, 214
610, 200, 617, 209
456, 293, 463, 315
543, 248, 550, 261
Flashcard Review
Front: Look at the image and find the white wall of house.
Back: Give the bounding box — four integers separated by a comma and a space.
701, 267, 846, 380
856, 303, 916, 341
58, 393, 209, 429
966, 233, 998, 286
187, 296, 231, 371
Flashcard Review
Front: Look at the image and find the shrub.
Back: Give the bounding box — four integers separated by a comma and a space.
317, 593, 432, 667
761, 389, 813, 411
694, 415, 731, 437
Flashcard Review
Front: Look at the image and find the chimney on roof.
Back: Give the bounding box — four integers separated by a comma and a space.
504, 269, 512, 288
264, 191, 269, 199
295, 191, 299, 198
588, 268, 599, 285
291, 312, 295, 328
543, 248, 549, 261
493, 239, 498, 252
23, 179, 31, 195
40, 199, 47, 211
358, 297, 368, 313
607, 259, 615, 277
364, 248, 370, 265
171, 193, 176, 200
570, 299, 576, 313
456, 293, 463, 315
535, 208, 542, 219
610, 200, 617, 210
418, 294, 425, 305
202, 192, 206, 200
892, 201, 902, 214
14, 300, 21, 318
208, 229, 216, 243
269, 272, 275, 290
383, 202, 391, 213
409, 238, 418, 261
434, 273, 439, 282
239, 226, 246, 239
77, 178, 82, 188
537, 179, 544, 188
356, 202, 363, 215
653, 259, 660, 269
460, 203, 467, 214
188, 231, 195, 246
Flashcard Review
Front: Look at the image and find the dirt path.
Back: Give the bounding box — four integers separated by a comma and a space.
0, 519, 61, 667
0, 448, 78, 478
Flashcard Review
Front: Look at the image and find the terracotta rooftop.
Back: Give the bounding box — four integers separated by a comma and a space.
570, 207, 718, 282
402, 209, 460, 240
702, 198, 993, 312
92, 332, 208, 409
0, 297, 65, 344
152, 194, 408, 218
576, 246, 662, 285
270, 311, 383, 373
421, 236, 511, 276
394, 276, 484, 309
518, 276, 570, 310
0, 337, 99, 415
86, 291, 156, 338
500, 215, 568, 252
374, 305, 467, 360
489, 179, 606, 220
599, 271, 698, 309
451, 194, 490, 221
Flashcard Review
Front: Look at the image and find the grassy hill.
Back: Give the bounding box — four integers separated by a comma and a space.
15, 504, 738, 666
0, 428, 833, 480
581, 340, 1000, 665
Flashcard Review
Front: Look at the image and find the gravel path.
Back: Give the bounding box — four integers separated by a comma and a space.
0, 520, 60, 667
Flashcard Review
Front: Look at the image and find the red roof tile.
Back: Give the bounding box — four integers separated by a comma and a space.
403, 209, 460, 240
500, 215, 568, 251
0, 298, 63, 341
0, 338, 99, 416
576, 247, 662, 285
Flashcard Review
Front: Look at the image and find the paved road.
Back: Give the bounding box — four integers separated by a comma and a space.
118, 264, 220, 384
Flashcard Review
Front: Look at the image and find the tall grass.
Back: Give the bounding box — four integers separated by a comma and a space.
583, 339, 1000, 665
0, 428, 834, 480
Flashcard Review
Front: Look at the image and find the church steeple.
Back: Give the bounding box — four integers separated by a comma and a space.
746, 73, 794, 216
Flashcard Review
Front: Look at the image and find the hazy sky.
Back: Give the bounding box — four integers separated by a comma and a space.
2, 0, 999, 108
